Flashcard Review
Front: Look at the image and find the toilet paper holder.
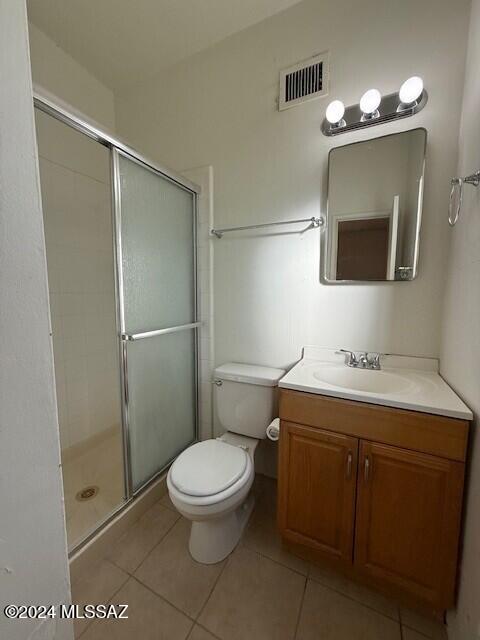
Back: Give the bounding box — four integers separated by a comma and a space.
266, 418, 280, 442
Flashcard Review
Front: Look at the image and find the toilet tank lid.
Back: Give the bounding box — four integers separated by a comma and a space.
214, 362, 286, 387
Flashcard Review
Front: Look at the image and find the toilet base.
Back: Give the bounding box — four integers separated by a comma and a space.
189, 494, 255, 564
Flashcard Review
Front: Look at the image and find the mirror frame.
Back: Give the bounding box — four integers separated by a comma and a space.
320, 127, 427, 285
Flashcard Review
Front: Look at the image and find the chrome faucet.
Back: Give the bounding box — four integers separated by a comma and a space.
357, 352, 370, 368
337, 349, 382, 370
337, 349, 358, 367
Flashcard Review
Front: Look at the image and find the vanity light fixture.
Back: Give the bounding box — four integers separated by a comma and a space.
325, 100, 346, 129
360, 89, 381, 120
397, 76, 424, 111
321, 76, 428, 136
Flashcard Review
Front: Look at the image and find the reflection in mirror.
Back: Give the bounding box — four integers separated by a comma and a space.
323, 128, 426, 282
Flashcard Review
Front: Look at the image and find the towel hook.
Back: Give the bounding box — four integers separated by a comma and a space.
448, 171, 480, 226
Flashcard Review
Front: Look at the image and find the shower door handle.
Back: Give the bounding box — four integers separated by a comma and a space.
122, 321, 201, 341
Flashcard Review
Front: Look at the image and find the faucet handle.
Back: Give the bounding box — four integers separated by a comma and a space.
367, 353, 382, 370
336, 349, 358, 367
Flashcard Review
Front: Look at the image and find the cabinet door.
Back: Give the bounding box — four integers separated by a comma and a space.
278, 421, 358, 562
355, 441, 464, 608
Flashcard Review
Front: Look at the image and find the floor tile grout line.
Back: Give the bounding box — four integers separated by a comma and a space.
293, 574, 308, 640
194, 552, 232, 624
75, 565, 130, 639
240, 539, 309, 578
397, 606, 403, 640
192, 622, 224, 640
185, 623, 196, 640
158, 492, 178, 513
130, 574, 199, 623
109, 512, 230, 629
306, 573, 401, 623
400, 623, 441, 640
76, 525, 200, 636
108, 510, 181, 576
130, 566, 226, 640
399, 607, 445, 639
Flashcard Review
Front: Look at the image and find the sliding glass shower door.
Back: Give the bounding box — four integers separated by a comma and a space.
34, 94, 200, 550
114, 150, 198, 493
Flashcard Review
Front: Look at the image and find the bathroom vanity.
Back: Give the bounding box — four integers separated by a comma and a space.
277, 348, 472, 613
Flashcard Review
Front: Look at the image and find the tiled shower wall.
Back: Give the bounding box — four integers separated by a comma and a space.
36, 110, 122, 451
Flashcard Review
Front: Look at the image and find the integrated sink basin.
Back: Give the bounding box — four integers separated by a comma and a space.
278, 346, 473, 420
311, 364, 413, 394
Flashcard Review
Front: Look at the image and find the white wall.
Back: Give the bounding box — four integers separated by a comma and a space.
27, 23, 121, 450
115, 0, 469, 374
0, 2, 72, 638
28, 22, 116, 131
440, 1, 480, 637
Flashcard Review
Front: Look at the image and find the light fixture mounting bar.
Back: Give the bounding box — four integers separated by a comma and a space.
321, 90, 428, 136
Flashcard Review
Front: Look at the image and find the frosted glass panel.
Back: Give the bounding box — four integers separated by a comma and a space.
118, 154, 195, 333
118, 151, 197, 491
127, 330, 196, 490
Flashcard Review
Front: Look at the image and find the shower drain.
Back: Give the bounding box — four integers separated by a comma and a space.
76, 486, 99, 502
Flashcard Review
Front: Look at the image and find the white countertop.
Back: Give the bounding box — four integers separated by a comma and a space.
279, 347, 473, 420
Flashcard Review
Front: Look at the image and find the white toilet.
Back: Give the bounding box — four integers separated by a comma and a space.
167, 362, 285, 564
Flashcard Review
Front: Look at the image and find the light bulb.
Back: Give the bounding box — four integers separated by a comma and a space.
360, 89, 381, 115
325, 100, 345, 125
399, 76, 423, 105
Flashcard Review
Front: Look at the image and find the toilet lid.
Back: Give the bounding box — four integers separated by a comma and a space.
169, 440, 248, 497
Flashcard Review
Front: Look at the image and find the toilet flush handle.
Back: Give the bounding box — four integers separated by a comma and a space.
212, 379, 223, 386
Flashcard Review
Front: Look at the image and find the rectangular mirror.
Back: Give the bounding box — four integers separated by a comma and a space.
322, 128, 426, 283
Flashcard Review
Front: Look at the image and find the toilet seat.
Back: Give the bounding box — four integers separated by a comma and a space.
170, 439, 248, 497
167, 440, 254, 508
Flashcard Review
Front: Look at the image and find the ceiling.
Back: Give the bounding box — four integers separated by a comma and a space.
27, 0, 304, 92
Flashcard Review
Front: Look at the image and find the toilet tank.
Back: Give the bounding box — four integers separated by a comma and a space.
214, 363, 286, 439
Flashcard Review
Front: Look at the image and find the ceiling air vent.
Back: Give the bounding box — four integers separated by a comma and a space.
278, 52, 329, 111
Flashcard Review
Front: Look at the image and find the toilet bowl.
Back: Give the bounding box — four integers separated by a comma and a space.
167, 362, 285, 564
167, 432, 257, 563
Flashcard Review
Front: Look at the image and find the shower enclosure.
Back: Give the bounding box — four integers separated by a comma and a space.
34, 94, 200, 551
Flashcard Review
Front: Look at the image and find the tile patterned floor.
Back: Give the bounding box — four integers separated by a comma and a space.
72, 475, 448, 640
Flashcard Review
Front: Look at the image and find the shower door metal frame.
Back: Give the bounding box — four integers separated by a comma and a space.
33, 91, 201, 540
33, 90, 200, 194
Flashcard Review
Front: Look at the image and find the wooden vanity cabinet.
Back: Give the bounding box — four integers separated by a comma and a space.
277, 389, 469, 611
278, 422, 358, 562
355, 441, 465, 607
